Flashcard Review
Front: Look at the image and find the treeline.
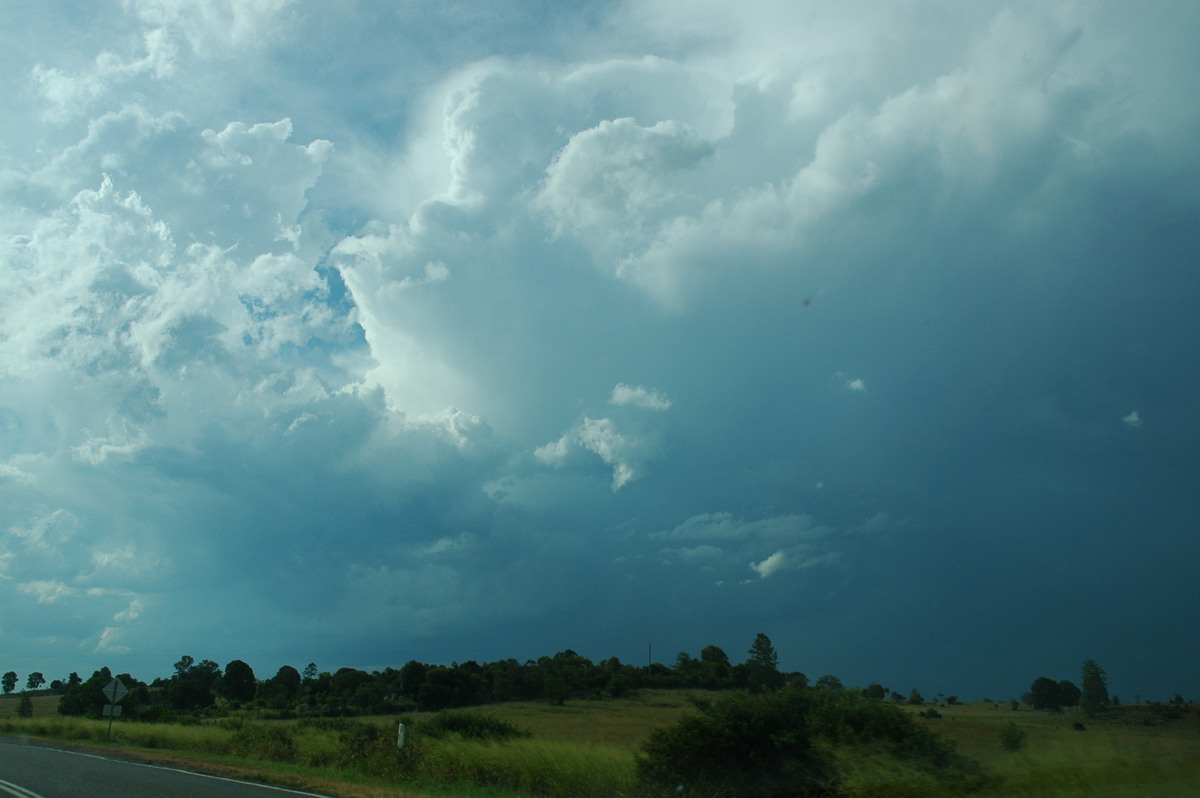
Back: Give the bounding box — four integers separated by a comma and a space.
35, 633, 828, 719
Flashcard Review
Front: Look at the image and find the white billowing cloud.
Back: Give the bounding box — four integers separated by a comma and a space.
332, 227, 476, 418
751, 548, 842, 579
18, 580, 77, 604
845, 377, 867, 393
113, 596, 147, 623
73, 417, 149, 465
1122, 410, 1142, 428
96, 626, 131, 653
611, 383, 672, 410
538, 116, 713, 243
31, 28, 178, 123
536, 416, 652, 491
0, 463, 33, 485
125, 0, 295, 55
8, 510, 79, 550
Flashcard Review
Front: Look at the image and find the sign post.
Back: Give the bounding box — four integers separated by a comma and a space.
102, 678, 128, 740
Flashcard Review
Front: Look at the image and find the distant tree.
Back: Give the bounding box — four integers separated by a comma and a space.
1030, 677, 1080, 713
17, 695, 33, 718
1080, 660, 1109, 717
946, 696, 958, 705
699, 645, 733, 689
1057, 680, 1081, 709
58, 668, 114, 716
815, 674, 844, 691
675, 652, 702, 686
2, 672, 17, 694
303, 663, 319, 682
747, 633, 779, 670
746, 633, 784, 691
26, 672, 46, 692
700, 645, 731, 667
863, 683, 887, 700
168, 657, 221, 711
219, 660, 257, 704
398, 660, 427, 701
908, 688, 925, 706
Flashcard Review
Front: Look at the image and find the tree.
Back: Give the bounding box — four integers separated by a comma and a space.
746, 633, 784, 691
1080, 659, 1109, 717
17, 695, 33, 718
908, 688, 925, 706
815, 674, 844, 691
219, 660, 257, 704
1030, 677, 1080, 713
169, 656, 221, 710
699, 645, 733, 689
2, 672, 17, 694
26, 672, 45, 692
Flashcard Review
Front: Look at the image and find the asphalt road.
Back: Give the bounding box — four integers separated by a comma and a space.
0, 737, 332, 798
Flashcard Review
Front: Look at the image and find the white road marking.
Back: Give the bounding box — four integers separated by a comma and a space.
4, 743, 332, 797
0, 777, 46, 798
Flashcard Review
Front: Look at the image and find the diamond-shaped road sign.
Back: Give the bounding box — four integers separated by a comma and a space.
103, 677, 128, 704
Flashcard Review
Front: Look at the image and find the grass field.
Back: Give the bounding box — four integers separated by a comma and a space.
2, 691, 1198, 796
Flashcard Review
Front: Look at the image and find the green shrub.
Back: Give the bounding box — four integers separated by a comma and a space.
998, 721, 1027, 752
419, 710, 531, 741
229, 723, 296, 762
636, 688, 975, 797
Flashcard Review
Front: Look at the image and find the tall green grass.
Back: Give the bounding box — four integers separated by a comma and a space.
3, 694, 1198, 797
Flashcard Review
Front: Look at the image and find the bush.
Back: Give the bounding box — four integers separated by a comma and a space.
998, 721, 1027, 752
636, 688, 974, 797
229, 723, 296, 762
418, 710, 530, 741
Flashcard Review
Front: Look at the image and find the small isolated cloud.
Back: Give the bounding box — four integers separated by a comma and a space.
659, 544, 727, 566
535, 412, 664, 491
610, 383, 672, 410
833, 372, 866, 392
655, 512, 829, 544
750, 549, 842, 579
1122, 410, 1142, 428
96, 626, 131, 653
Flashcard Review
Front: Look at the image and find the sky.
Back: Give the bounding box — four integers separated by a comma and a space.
2, 0, 1198, 702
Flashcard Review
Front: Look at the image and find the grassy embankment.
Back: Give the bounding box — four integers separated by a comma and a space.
2, 692, 1199, 797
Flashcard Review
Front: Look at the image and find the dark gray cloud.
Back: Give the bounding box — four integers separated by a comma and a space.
1, 0, 1197, 700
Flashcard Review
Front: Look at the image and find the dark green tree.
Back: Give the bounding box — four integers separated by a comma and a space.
815, 674, 844, 691
219, 659, 257, 704
2, 671, 17, 694
1057, 680, 1081, 709
17, 695, 33, 718
1080, 659, 1109, 717
746, 633, 784, 691
699, 645, 733, 689
58, 668, 113, 716
168, 657, 221, 710
26, 672, 45, 691
1030, 677, 1080, 713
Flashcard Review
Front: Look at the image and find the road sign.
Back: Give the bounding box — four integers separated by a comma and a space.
103, 678, 128, 704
